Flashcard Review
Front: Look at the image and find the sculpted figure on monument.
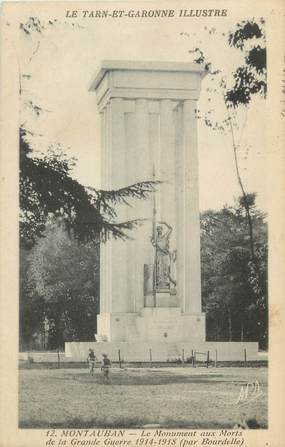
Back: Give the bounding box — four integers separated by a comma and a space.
151, 222, 177, 290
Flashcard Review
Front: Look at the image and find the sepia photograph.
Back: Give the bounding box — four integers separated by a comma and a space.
0, 1, 284, 446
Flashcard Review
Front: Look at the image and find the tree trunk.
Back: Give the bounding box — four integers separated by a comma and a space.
228, 306, 232, 341
224, 101, 263, 301
241, 320, 244, 341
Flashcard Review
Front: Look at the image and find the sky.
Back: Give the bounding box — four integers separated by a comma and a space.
18, 5, 267, 212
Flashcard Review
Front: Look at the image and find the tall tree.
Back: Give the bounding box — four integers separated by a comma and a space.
182, 18, 267, 326
201, 195, 268, 348
26, 218, 100, 349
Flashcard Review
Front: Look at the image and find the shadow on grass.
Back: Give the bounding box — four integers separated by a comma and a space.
49, 371, 248, 386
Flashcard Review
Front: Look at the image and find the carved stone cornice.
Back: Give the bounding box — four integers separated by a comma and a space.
90, 60, 206, 111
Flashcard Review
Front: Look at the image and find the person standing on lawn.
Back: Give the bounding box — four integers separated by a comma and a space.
101, 353, 111, 383
87, 348, 96, 375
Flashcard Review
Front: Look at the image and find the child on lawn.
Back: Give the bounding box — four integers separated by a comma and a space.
87, 348, 96, 375
101, 353, 111, 383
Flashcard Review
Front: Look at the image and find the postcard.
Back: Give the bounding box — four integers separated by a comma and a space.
0, 1, 284, 446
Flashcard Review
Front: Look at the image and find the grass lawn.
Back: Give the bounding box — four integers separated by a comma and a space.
19, 366, 267, 429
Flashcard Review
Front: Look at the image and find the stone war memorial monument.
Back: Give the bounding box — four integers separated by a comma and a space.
66, 61, 261, 362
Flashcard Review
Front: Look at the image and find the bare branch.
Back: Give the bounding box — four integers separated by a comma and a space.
29, 40, 41, 62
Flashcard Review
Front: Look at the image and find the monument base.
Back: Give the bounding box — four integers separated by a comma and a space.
65, 340, 262, 362
65, 307, 262, 362
96, 307, 206, 343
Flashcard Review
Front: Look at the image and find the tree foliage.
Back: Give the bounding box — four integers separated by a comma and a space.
226, 19, 266, 108
201, 196, 268, 348
23, 219, 100, 349
228, 20, 264, 50
20, 247, 46, 349
20, 128, 156, 247
214, 19, 264, 109
183, 18, 266, 126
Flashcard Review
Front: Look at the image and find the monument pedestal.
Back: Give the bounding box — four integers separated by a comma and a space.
65, 340, 261, 362
96, 307, 206, 343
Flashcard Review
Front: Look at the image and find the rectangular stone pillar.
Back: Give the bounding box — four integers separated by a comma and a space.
174, 103, 185, 311
159, 99, 176, 227
90, 61, 206, 342
183, 99, 202, 314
